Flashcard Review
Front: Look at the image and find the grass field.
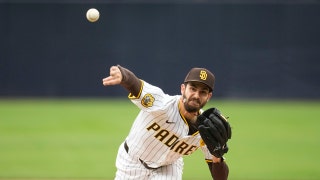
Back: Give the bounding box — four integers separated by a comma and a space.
0, 98, 319, 180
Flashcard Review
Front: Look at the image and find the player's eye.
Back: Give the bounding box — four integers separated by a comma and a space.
199, 90, 209, 96
189, 86, 197, 92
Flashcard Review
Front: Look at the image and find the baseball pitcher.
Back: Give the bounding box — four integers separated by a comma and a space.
102, 65, 232, 180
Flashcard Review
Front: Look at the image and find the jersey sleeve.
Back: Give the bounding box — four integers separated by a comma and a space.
128, 80, 170, 113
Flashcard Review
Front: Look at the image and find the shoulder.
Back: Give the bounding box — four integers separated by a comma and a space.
130, 81, 179, 110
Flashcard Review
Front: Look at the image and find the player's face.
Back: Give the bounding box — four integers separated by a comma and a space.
181, 82, 212, 113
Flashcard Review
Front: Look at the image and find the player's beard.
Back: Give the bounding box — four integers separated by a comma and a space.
182, 95, 205, 113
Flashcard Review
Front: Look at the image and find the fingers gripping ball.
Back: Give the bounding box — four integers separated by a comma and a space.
86, 8, 100, 22
197, 108, 232, 158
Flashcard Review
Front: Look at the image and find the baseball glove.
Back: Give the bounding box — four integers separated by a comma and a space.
197, 108, 232, 158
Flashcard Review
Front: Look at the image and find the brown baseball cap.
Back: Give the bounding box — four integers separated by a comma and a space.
184, 67, 215, 92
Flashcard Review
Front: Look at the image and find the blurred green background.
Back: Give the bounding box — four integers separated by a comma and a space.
1, 99, 319, 180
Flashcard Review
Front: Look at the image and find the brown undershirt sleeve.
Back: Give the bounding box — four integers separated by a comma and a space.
117, 65, 142, 97
207, 161, 229, 180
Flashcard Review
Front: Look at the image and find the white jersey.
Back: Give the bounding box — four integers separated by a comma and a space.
124, 80, 213, 168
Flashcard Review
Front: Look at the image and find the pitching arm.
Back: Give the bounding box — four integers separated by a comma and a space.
102, 65, 142, 97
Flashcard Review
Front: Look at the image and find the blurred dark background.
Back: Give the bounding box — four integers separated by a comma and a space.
1, 0, 319, 99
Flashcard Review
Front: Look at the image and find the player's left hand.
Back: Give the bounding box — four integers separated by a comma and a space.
102, 66, 122, 86
197, 108, 232, 158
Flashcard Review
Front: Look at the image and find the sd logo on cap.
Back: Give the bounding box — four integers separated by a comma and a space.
184, 68, 215, 92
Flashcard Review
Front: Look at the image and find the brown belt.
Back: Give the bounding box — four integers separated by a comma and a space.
124, 141, 159, 170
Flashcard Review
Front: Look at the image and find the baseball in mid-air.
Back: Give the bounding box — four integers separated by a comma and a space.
86, 8, 100, 22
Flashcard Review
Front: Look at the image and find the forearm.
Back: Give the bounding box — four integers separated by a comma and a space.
207, 160, 229, 180
117, 65, 142, 97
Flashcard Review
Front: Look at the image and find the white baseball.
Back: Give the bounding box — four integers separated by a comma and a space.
86, 8, 100, 22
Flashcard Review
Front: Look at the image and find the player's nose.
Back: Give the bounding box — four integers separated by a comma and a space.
192, 91, 201, 100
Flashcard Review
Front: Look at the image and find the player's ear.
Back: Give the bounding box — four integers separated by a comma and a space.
207, 92, 213, 101
180, 83, 186, 95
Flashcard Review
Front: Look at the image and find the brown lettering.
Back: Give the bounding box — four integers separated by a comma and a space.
184, 145, 198, 155
147, 122, 160, 131
164, 135, 179, 147
146, 122, 198, 155
155, 129, 169, 141
174, 141, 189, 154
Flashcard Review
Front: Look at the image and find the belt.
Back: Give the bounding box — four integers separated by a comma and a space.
124, 141, 159, 170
